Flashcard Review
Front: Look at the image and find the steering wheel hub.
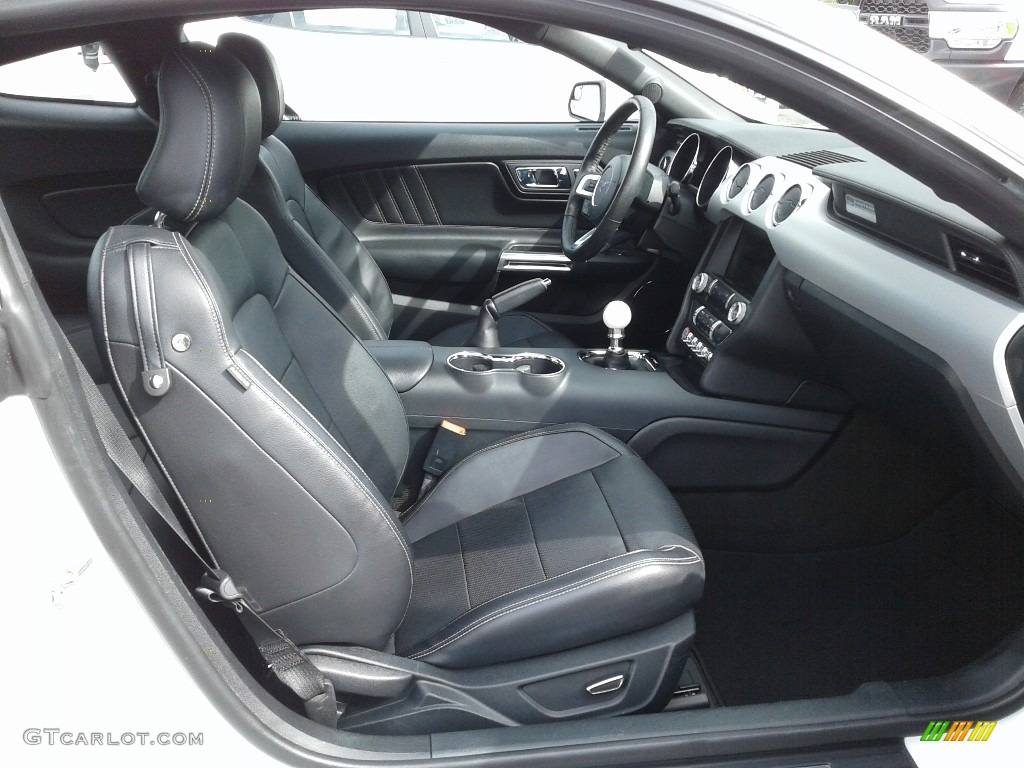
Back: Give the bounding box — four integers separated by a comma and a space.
561, 95, 657, 262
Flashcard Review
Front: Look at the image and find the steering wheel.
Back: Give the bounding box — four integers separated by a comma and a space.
562, 95, 657, 262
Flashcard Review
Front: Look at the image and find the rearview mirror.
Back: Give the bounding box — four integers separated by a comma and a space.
568, 81, 606, 122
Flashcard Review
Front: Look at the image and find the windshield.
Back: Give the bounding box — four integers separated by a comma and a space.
644, 50, 826, 129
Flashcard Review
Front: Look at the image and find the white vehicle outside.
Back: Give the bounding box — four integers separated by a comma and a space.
185, 12, 633, 122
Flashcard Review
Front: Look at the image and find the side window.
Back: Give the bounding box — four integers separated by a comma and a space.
0, 44, 135, 104
290, 9, 412, 35
186, 10, 630, 123
428, 15, 513, 41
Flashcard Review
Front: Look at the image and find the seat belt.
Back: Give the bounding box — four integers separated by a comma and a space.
67, 345, 340, 728
418, 418, 467, 497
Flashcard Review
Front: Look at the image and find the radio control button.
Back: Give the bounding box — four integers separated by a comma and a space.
727, 300, 748, 325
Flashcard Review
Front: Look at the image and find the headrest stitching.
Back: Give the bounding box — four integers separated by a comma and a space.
174, 51, 217, 222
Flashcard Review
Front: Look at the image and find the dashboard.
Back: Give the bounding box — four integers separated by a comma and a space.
645, 117, 1024, 494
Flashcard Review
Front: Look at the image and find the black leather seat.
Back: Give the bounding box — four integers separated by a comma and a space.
88, 44, 702, 729
216, 32, 574, 349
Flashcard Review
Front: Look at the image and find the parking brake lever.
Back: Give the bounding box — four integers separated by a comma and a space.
468, 278, 551, 348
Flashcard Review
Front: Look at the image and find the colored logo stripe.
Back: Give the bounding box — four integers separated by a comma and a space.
920, 720, 996, 742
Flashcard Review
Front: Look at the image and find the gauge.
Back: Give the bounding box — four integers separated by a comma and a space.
668, 133, 701, 183
695, 146, 733, 208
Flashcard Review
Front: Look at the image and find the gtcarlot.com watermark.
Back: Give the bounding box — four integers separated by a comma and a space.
23, 729, 203, 747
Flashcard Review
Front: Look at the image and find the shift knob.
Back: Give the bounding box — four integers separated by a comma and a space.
603, 300, 632, 333
603, 301, 631, 370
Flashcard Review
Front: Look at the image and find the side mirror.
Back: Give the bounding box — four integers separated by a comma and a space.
80, 42, 100, 72
568, 81, 606, 122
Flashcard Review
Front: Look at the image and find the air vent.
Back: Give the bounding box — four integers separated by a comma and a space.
772, 185, 804, 225
780, 150, 862, 169
949, 236, 1019, 298
728, 164, 751, 199
748, 174, 775, 210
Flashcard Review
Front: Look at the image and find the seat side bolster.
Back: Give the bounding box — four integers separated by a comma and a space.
401, 546, 704, 668
403, 424, 627, 543
247, 139, 393, 340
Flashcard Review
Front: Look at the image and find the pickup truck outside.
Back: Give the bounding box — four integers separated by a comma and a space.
849, 0, 1024, 110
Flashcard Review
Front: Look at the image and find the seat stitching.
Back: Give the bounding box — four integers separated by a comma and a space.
237, 352, 414, 622
126, 250, 150, 371
256, 154, 387, 340
258, 152, 289, 207
288, 217, 386, 340
520, 493, 548, 579
408, 554, 701, 659
173, 232, 412, 620
590, 468, 627, 553
172, 233, 231, 351
157, 360, 368, 595
280, 273, 407, 441
403, 547, 699, 650
453, 523, 473, 610
304, 182, 395, 330
144, 247, 166, 366
412, 166, 441, 225
175, 231, 404, 563
238, 349, 383, 494
98, 233, 216, 563
403, 425, 625, 522
175, 51, 216, 222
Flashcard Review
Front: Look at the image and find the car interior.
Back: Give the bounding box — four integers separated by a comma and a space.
2, 0, 1024, 756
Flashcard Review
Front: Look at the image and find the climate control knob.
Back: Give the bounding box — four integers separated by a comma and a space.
727, 300, 748, 325
691, 272, 710, 294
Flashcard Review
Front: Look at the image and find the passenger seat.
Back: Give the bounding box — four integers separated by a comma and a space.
217, 32, 574, 349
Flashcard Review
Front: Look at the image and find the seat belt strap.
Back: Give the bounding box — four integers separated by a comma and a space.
69, 344, 339, 727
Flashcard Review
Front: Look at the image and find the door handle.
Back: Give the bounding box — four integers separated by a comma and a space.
515, 166, 571, 190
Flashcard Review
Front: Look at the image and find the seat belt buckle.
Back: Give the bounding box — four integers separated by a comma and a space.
196, 568, 245, 612
420, 419, 466, 495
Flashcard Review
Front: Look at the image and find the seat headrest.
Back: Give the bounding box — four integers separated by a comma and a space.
136, 43, 262, 224
217, 33, 284, 139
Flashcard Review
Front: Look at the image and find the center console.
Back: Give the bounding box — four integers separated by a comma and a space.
674, 223, 772, 362
368, 336, 842, 494
667, 217, 850, 411
365, 216, 852, 494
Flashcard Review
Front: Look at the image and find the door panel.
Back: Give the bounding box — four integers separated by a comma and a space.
324, 162, 566, 227
280, 119, 651, 343
0, 95, 155, 314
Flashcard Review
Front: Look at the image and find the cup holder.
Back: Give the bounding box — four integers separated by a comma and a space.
447, 352, 565, 377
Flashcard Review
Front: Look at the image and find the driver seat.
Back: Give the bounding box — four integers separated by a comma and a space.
88, 44, 703, 731
217, 32, 574, 349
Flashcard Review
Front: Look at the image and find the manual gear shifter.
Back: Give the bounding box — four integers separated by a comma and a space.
602, 300, 632, 369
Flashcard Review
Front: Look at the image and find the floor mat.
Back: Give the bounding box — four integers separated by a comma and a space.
694, 490, 1024, 705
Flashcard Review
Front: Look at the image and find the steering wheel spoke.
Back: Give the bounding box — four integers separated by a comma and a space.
561, 95, 656, 262
575, 173, 603, 199
572, 227, 596, 249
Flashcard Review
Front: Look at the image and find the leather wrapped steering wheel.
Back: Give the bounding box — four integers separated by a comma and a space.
561, 95, 657, 262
